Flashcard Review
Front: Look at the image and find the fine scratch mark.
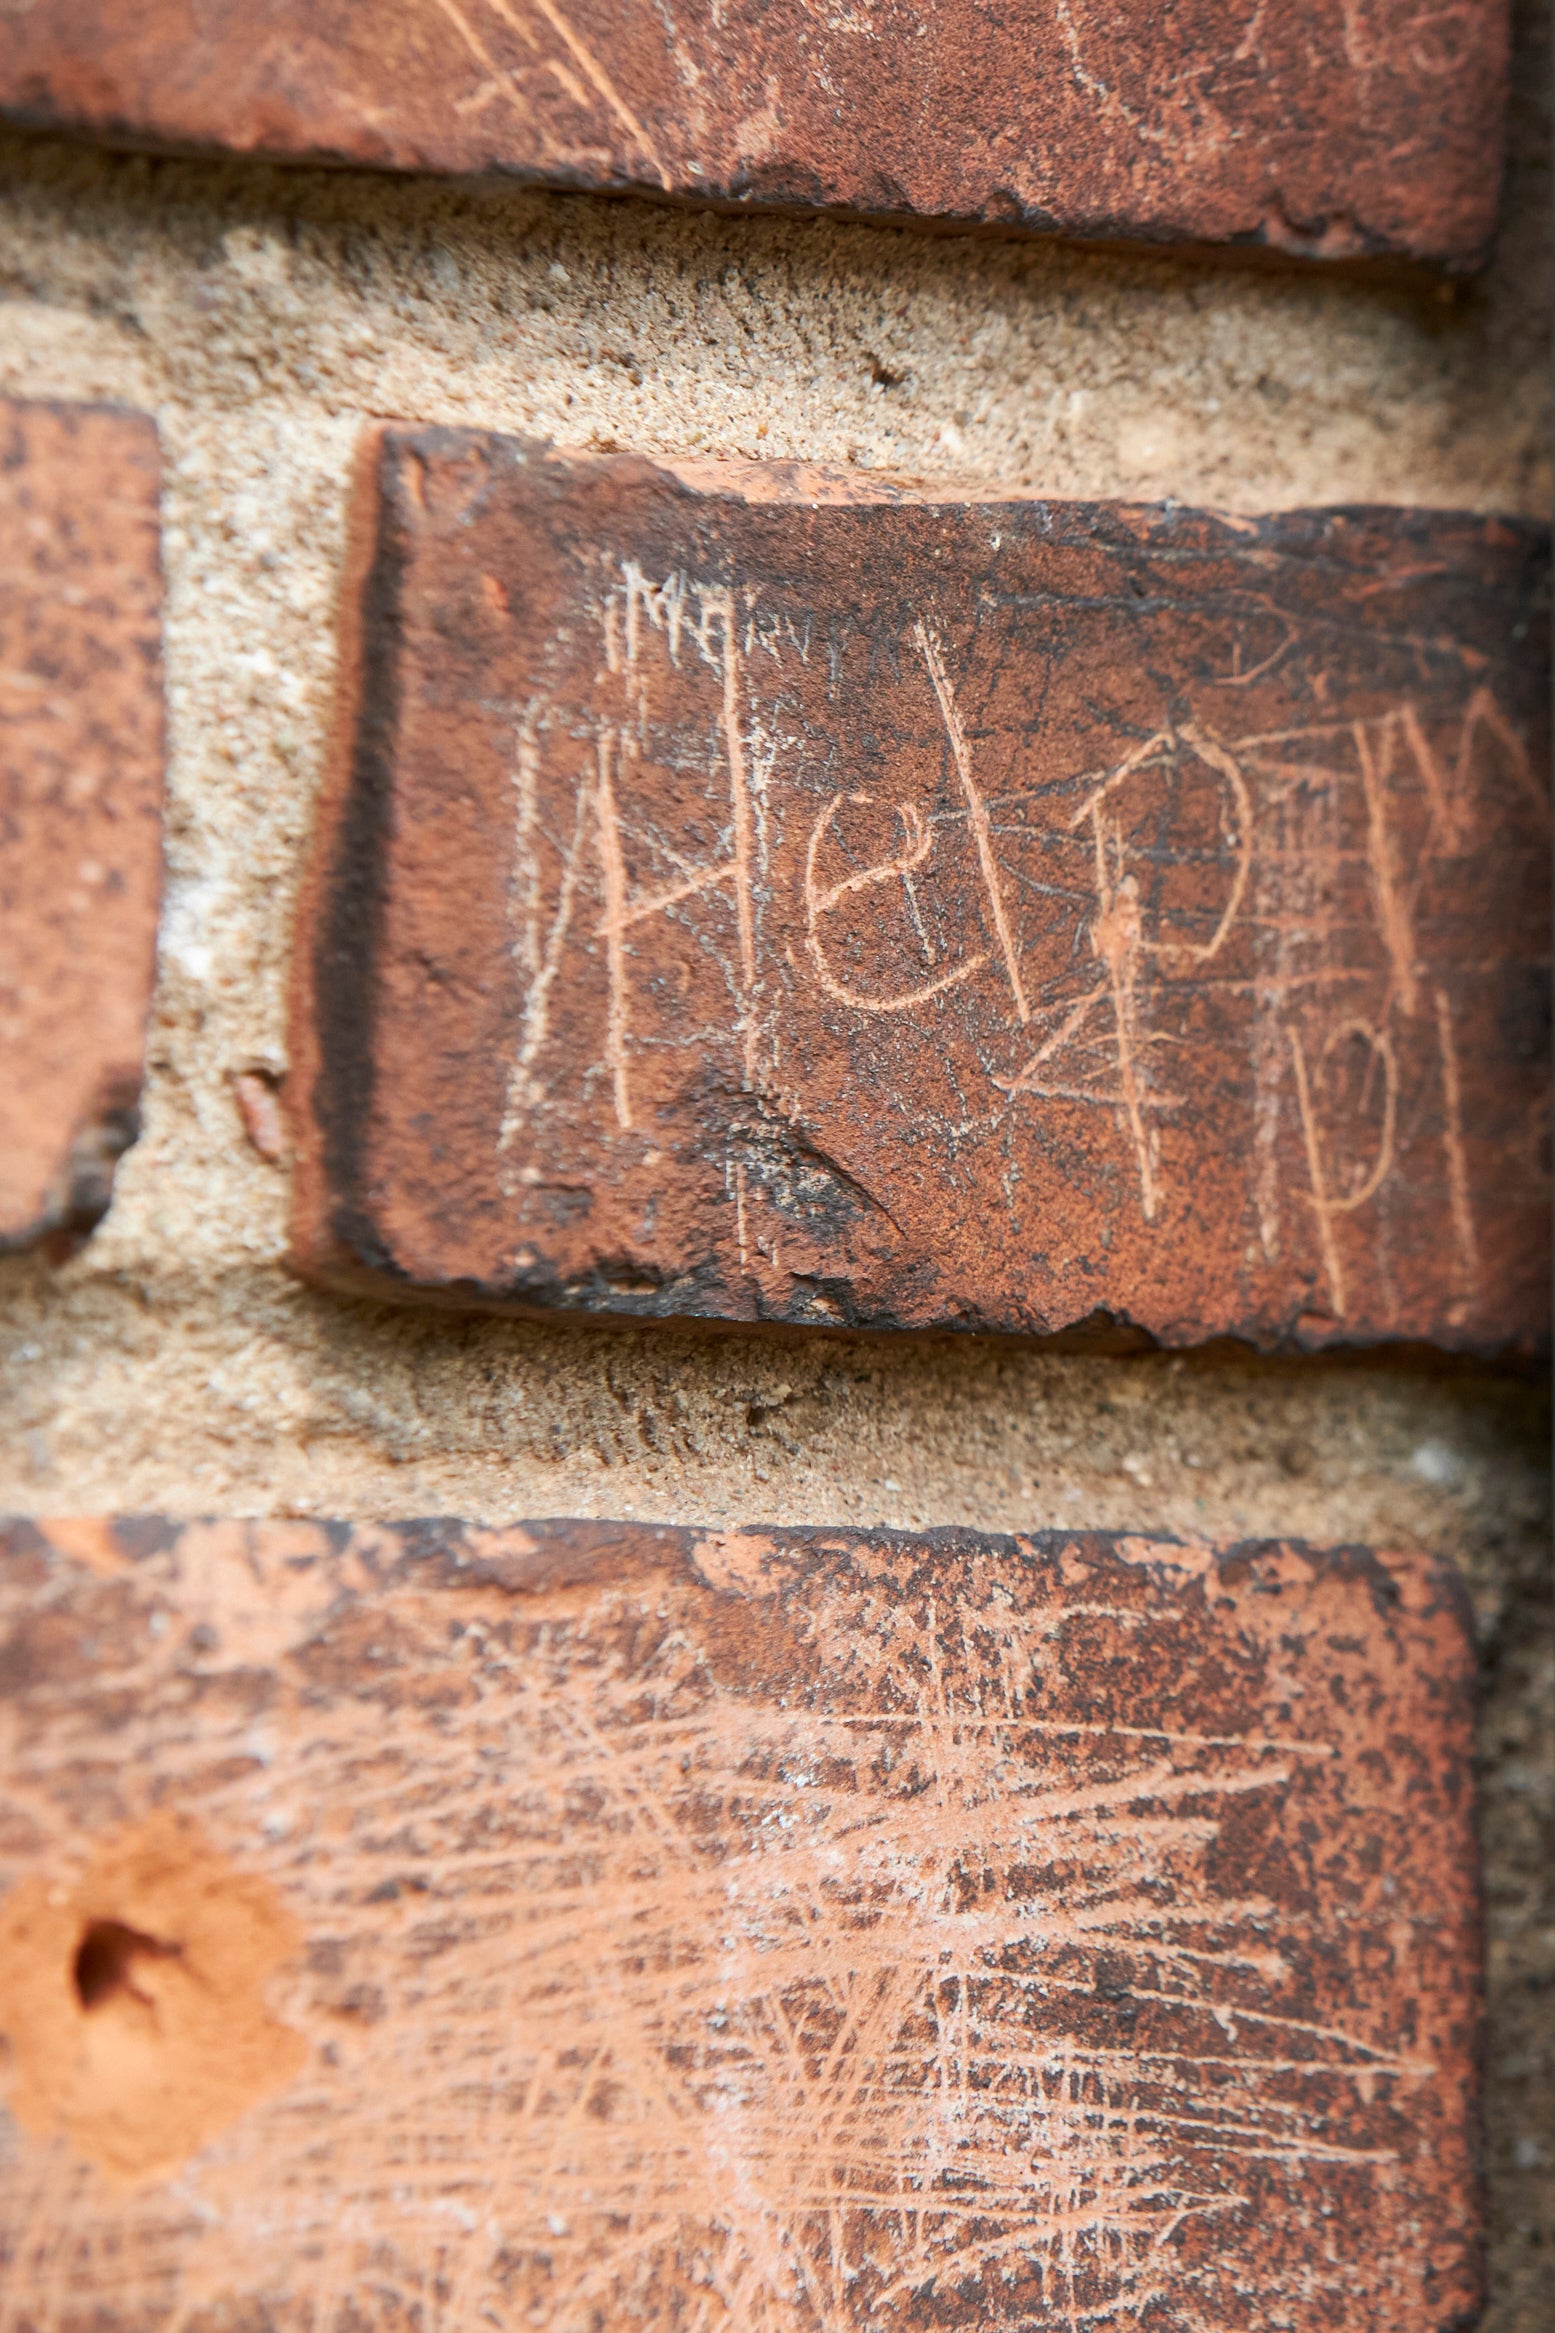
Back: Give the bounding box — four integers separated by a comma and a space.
1355, 716, 1419, 1019
595, 726, 633, 1129
706, 586, 760, 1085
1288, 1024, 1346, 1316
482, 0, 668, 179
1433, 985, 1480, 1322
1087, 809, 1159, 1223
499, 736, 592, 1151
733, 1156, 750, 1268
427, 0, 543, 130
1172, 724, 1253, 965
914, 621, 1030, 1024
1288, 1018, 1398, 1318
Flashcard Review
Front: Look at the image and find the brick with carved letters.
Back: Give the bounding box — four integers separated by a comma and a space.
0, 399, 165, 1251
289, 432, 1551, 1352
0, 0, 1512, 270
0, 1515, 1481, 2329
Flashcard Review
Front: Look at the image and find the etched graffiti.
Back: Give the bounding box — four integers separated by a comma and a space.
291, 438, 1549, 1347
493, 553, 1544, 1325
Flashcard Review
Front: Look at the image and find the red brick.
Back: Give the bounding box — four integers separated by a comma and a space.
0, 1516, 1482, 2329
288, 431, 1551, 1352
0, 0, 1511, 269
0, 400, 165, 1251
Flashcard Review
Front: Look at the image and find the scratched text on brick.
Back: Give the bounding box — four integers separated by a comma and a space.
291, 435, 1551, 1349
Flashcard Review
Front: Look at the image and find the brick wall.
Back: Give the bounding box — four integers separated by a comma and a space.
0, 5, 1549, 2325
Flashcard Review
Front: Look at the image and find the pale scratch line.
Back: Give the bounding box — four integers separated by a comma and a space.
734, 1159, 750, 1269
1288, 1024, 1346, 1316
1089, 813, 1159, 1222
511, 712, 543, 982
1433, 985, 1480, 1320
993, 980, 1110, 1099
426, 0, 536, 123
1019, 1973, 1436, 2072
707, 587, 759, 1085
1355, 716, 1419, 1018
612, 859, 732, 930
499, 749, 591, 1150
594, 726, 633, 1130
1287, 1019, 1399, 1319
1458, 685, 1552, 832
486, 0, 668, 180
1173, 723, 1253, 966
1398, 701, 1462, 854
914, 620, 1030, 1024
1326, 1022, 1397, 1222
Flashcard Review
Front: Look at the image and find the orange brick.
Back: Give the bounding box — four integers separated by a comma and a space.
0, 400, 165, 1251
289, 432, 1552, 1353
0, 0, 1511, 269
0, 1516, 1482, 2330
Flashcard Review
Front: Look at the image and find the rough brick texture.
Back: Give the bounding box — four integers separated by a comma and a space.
0, 0, 1512, 269
0, 399, 164, 1250
0, 1516, 1481, 2331
289, 431, 1552, 1354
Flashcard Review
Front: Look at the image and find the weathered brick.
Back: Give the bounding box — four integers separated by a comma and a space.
0, 400, 165, 1251
0, 1516, 1481, 2329
289, 432, 1551, 1352
0, 0, 1511, 269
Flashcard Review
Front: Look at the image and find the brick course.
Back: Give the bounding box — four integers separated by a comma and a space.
0, 1516, 1483, 2331
290, 431, 1552, 1353
0, 399, 165, 1251
0, 0, 1513, 268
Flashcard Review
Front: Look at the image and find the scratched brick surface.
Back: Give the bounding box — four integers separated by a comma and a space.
0, 400, 165, 1251
0, 1, 1512, 269
289, 433, 1552, 1352
0, 1517, 1480, 2331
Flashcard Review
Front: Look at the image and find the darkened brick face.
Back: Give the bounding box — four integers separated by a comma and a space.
0, 400, 165, 1250
289, 431, 1551, 1352
0, 0, 1512, 268
0, 1517, 1483, 2329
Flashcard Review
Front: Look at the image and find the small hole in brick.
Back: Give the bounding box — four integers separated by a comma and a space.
72, 1919, 178, 2012
0, 1815, 305, 2184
